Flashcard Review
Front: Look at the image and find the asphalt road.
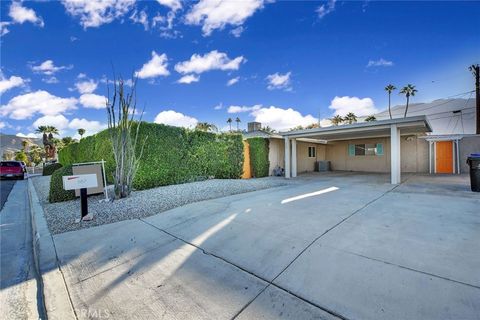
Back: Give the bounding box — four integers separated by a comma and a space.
0, 180, 16, 211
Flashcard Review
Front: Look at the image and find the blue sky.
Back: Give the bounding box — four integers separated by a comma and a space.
0, 0, 479, 138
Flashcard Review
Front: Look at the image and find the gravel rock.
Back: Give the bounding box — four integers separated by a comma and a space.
31, 176, 294, 235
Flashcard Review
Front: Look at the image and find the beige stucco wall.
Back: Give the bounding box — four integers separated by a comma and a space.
459, 136, 480, 173
268, 138, 285, 175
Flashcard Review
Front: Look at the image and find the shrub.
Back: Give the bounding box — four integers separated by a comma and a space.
247, 138, 270, 178
43, 163, 63, 176
58, 122, 244, 190
49, 165, 76, 203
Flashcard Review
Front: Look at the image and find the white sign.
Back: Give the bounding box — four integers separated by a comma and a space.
63, 174, 98, 190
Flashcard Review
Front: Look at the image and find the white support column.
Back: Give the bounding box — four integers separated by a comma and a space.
284, 137, 291, 178
428, 141, 432, 174
390, 124, 401, 184
455, 139, 460, 174
291, 139, 297, 178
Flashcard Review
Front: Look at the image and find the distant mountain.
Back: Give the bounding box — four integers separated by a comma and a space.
0, 134, 42, 156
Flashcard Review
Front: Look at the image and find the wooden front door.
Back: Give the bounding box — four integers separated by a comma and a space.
436, 141, 453, 173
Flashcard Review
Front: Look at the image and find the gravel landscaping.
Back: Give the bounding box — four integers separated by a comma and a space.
32, 175, 294, 235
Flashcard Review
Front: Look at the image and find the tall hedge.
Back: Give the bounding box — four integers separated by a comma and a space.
49, 165, 76, 203
247, 138, 270, 178
58, 122, 244, 190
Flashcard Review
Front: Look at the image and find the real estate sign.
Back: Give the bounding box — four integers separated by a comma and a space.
63, 174, 98, 191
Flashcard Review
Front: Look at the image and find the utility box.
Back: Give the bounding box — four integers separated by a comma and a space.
315, 161, 331, 172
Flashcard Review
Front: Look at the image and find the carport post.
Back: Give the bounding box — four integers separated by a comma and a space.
390, 124, 401, 184
284, 137, 291, 178
291, 139, 297, 178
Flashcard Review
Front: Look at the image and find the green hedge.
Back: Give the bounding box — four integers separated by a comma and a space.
247, 138, 270, 178
49, 165, 76, 203
43, 163, 63, 176
58, 122, 244, 190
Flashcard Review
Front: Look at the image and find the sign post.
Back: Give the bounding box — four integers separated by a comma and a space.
63, 174, 98, 221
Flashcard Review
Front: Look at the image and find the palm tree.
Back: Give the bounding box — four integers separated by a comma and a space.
77, 128, 86, 139
227, 118, 233, 131
400, 84, 418, 118
195, 122, 217, 132
365, 115, 377, 122
384, 84, 396, 119
330, 115, 343, 126
262, 126, 276, 134
235, 117, 241, 131
21, 140, 29, 152
35, 125, 58, 160
344, 112, 357, 124
61, 136, 75, 146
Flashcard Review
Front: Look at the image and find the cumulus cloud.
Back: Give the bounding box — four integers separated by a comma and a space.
266, 72, 292, 91
328, 96, 378, 117
177, 74, 200, 84
0, 74, 27, 94
31, 60, 72, 75
154, 110, 198, 128
230, 26, 244, 38
316, 0, 336, 19
135, 51, 170, 79
0, 90, 77, 120
75, 79, 98, 94
130, 9, 149, 30
157, 0, 182, 11
68, 118, 106, 135
9, 1, 44, 27
175, 50, 245, 75
61, 0, 136, 28
366, 58, 394, 67
31, 115, 106, 137
16, 132, 38, 138
185, 0, 266, 36
251, 106, 318, 131
227, 77, 239, 86
227, 104, 261, 113
79, 93, 107, 109
214, 103, 223, 110
33, 114, 70, 130
42, 76, 59, 84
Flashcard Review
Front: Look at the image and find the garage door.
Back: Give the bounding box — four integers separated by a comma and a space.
436, 141, 453, 174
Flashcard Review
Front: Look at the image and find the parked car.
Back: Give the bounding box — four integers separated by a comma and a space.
0, 161, 27, 180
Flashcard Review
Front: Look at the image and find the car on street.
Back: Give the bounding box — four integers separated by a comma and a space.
0, 161, 27, 180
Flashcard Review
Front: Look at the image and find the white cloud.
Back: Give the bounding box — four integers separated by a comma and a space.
316, 0, 336, 19
154, 110, 198, 128
16, 132, 38, 138
175, 50, 245, 75
230, 26, 244, 38
68, 118, 106, 135
227, 104, 261, 113
42, 76, 59, 84
177, 74, 200, 84
185, 0, 266, 36
79, 93, 107, 109
0, 90, 77, 120
251, 106, 318, 131
227, 77, 239, 86
130, 9, 149, 30
214, 102, 223, 110
0, 75, 27, 94
9, 1, 44, 27
75, 79, 98, 94
33, 114, 70, 130
0, 121, 6, 130
157, 0, 182, 11
0, 22, 11, 36
61, 0, 136, 28
266, 72, 292, 91
328, 96, 378, 117
366, 58, 394, 68
31, 60, 72, 75
135, 51, 170, 79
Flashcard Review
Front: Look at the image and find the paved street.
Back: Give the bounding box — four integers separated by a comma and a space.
1, 180, 16, 211
0, 180, 44, 320
48, 173, 480, 320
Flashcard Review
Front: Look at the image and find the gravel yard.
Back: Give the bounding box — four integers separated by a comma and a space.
32, 175, 294, 234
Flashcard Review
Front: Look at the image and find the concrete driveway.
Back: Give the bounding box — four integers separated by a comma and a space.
50, 173, 480, 320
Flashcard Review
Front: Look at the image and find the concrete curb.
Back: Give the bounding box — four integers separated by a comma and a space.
28, 178, 77, 320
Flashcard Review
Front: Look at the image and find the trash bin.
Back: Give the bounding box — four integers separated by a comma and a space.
466, 154, 480, 192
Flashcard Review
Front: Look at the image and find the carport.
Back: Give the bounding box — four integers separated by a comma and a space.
281, 116, 432, 184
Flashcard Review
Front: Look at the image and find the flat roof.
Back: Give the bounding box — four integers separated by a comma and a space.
281, 116, 432, 141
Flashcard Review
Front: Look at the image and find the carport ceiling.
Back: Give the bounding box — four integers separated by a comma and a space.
281, 116, 432, 142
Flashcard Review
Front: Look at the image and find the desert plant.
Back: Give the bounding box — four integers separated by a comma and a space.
106, 77, 147, 199
330, 115, 343, 126
385, 84, 396, 119
344, 112, 358, 124
227, 118, 233, 131
235, 117, 241, 131
400, 84, 418, 118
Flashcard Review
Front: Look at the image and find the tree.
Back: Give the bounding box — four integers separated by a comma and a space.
385, 84, 396, 119
78, 128, 86, 139
400, 84, 418, 118
227, 118, 233, 131
289, 125, 305, 131
262, 126, 276, 134
29, 145, 44, 166
2, 150, 15, 160
330, 115, 344, 126
195, 122, 217, 132
235, 117, 241, 131
21, 140, 29, 152
15, 151, 29, 165
106, 76, 147, 199
365, 115, 377, 122
35, 125, 58, 160
305, 123, 320, 129
344, 112, 358, 124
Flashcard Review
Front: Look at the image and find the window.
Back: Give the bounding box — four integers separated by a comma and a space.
308, 146, 316, 158
349, 143, 383, 156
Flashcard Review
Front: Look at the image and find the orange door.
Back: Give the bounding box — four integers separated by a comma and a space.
436, 141, 453, 173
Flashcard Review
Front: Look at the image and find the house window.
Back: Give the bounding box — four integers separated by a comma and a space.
349, 143, 383, 156
308, 146, 316, 158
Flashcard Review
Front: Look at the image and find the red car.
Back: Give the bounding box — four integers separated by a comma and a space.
0, 161, 27, 180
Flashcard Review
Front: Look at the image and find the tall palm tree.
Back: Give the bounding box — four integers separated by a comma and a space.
365, 115, 377, 122
21, 140, 29, 152
384, 84, 396, 119
235, 117, 241, 131
35, 125, 58, 160
77, 128, 86, 139
226, 118, 233, 131
330, 115, 344, 126
344, 112, 357, 124
400, 84, 418, 118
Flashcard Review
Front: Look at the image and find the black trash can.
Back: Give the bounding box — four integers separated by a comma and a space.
466, 154, 480, 192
